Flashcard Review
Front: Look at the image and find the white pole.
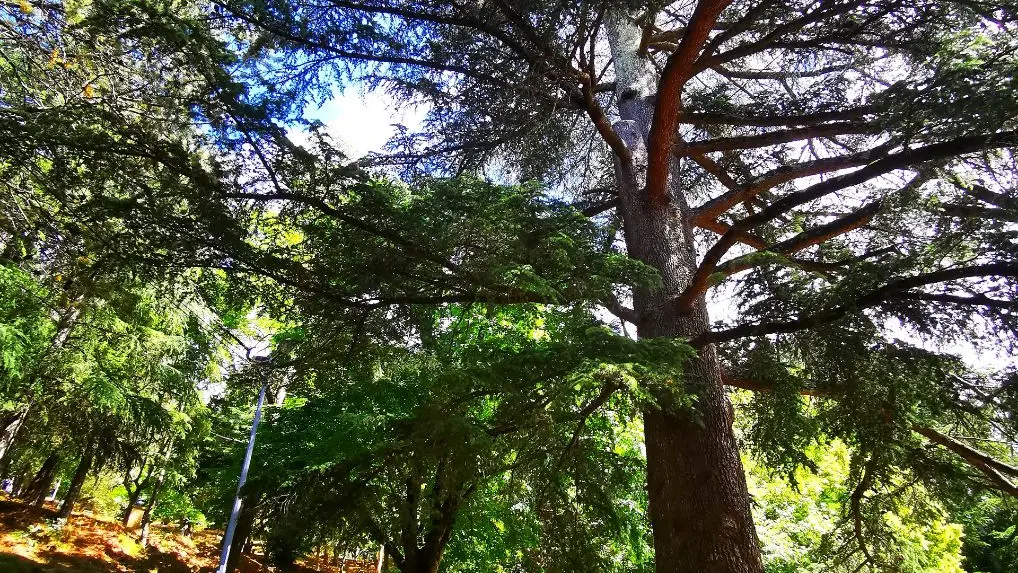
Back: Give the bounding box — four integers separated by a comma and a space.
216, 380, 268, 573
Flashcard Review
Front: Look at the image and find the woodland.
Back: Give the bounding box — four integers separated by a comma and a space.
1, 1, 1018, 572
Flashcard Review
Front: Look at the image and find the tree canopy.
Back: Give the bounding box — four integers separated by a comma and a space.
1, 1, 1017, 573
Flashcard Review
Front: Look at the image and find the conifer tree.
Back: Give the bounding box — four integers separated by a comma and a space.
210, 2, 1018, 571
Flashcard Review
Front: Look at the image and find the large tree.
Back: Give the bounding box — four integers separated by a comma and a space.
208, 1, 1018, 571
5, 0, 1018, 571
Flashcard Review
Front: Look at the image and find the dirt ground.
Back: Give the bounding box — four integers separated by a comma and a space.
0, 497, 374, 573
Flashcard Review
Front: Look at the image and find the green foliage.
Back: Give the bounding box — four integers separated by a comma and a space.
3, 1, 1018, 571
0, 265, 53, 391
247, 306, 687, 571
747, 441, 967, 573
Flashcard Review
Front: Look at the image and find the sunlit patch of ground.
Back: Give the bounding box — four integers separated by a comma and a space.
0, 498, 373, 572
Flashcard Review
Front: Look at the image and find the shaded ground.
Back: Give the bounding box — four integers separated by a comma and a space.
0, 498, 373, 572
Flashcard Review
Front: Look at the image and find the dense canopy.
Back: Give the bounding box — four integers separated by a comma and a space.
1, 1, 1017, 573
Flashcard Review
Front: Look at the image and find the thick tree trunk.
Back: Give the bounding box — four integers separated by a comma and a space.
395, 546, 443, 573
605, 10, 763, 573
58, 445, 94, 520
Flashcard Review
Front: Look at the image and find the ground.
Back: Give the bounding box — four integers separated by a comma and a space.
0, 498, 373, 573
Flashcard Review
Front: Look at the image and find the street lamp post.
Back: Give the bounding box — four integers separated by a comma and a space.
216, 356, 270, 573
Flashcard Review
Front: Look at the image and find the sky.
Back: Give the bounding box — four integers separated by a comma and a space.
297, 88, 425, 160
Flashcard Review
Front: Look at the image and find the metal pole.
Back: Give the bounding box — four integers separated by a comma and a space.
216, 380, 268, 573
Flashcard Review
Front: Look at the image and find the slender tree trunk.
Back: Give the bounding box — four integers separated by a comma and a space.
225, 503, 257, 573
139, 469, 165, 547
58, 445, 94, 520
605, 10, 762, 573
122, 485, 143, 525
24, 453, 59, 507
0, 401, 30, 466
122, 462, 154, 525
139, 438, 175, 546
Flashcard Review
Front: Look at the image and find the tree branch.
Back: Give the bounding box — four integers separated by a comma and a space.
723, 375, 1018, 497
681, 107, 872, 127
678, 122, 875, 156
697, 262, 1018, 346
604, 296, 638, 324
764, 200, 881, 255
646, 0, 735, 204
691, 146, 888, 224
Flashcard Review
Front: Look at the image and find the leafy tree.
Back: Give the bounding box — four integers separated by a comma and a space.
202, 1, 1018, 570
250, 306, 686, 573
3, 1, 1018, 572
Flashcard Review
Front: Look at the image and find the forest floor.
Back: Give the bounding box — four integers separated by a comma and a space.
0, 498, 373, 573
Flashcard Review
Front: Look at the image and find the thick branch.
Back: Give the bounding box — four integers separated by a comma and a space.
604, 296, 638, 324
743, 133, 1018, 229
580, 198, 619, 217
680, 205, 873, 308
646, 0, 734, 204
695, 219, 769, 250
711, 63, 851, 80
956, 180, 1018, 209
914, 426, 1018, 480
889, 292, 1017, 310
765, 200, 881, 255
941, 204, 1018, 223
689, 152, 741, 191
692, 146, 887, 224
579, 80, 632, 163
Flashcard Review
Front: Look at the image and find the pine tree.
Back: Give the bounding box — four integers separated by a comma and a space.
4, 1, 1018, 570
210, 1, 1018, 571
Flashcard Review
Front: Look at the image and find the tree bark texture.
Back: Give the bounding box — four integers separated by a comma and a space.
24, 453, 60, 508
225, 503, 257, 573
605, 10, 763, 573
122, 483, 144, 525
0, 405, 29, 466
58, 445, 94, 520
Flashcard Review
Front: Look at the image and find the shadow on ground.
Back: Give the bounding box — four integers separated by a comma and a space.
0, 497, 374, 572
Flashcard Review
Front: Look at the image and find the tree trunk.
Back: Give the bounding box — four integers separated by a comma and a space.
23, 453, 59, 507
605, 10, 762, 573
122, 462, 155, 525
225, 503, 257, 573
122, 485, 143, 525
58, 445, 94, 520
139, 471, 164, 547
47, 479, 61, 501
0, 404, 29, 466
396, 558, 442, 573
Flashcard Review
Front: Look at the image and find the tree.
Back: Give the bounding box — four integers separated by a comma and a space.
5, 0, 1018, 570
200, 1, 1018, 571
251, 305, 685, 573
